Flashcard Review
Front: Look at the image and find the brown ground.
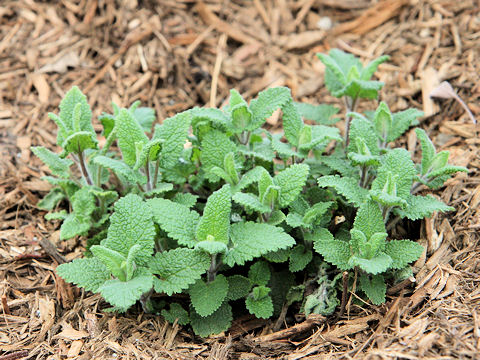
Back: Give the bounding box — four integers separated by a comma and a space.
1, 0, 479, 359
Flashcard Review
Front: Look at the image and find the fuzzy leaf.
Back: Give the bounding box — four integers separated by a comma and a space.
249, 87, 292, 130
361, 55, 390, 80
37, 188, 65, 210
246, 287, 273, 319
281, 99, 304, 147
234, 166, 269, 193
195, 240, 228, 255
154, 111, 190, 169
161, 303, 190, 325
349, 252, 392, 274
347, 116, 380, 155
90, 245, 127, 281
150, 248, 210, 295
294, 102, 340, 125
173, 193, 198, 208
385, 240, 424, 269
56, 257, 110, 292
415, 128, 436, 176
388, 108, 423, 142
189, 275, 229, 317
196, 185, 231, 244
200, 130, 236, 182
274, 164, 310, 207
359, 274, 386, 305
190, 302, 232, 337
248, 261, 271, 286
289, 244, 313, 272
115, 109, 148, 166
93, 155, 146, 184
313, 235, 351, 271
395, 194, 454, 220
147, 198, 200, 247
226, 275, 252, 301
62, 131, 98, 154
353, 200, 386, 239
133, 107, 155, 133
102, 194, 155, 266
224, 222, 295, 266
31, 146, 73, 178
99, 274, 153, 312
232, 192, 270, 213
317, 175, 368, 207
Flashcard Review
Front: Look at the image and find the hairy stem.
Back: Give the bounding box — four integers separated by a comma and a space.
344, 96, 358, 149
77, 145, 93, 185
153, 157, 160, 189
208, 254, 217, 282
145, 163, 151, 191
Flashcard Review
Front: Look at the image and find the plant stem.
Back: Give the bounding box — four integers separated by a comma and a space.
145, 162, 151, 191
153, 157, 160, 189
208, 254, 217, 282
359, 165, 368, 188
335, 271, 349, 321
77, 145, 93, 185
344, 96, 358, 148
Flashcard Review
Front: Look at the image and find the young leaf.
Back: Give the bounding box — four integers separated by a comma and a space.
317, 175, 368, 207
359, 274, 386, 305
132, 106, 155, 133
274, 164, 310, 208
245, 286, 274, 319
92, 155, 146, 184
361, 55, 389, 80
388, 108, 423, 142
232, 192, 270, 214
189, 275, 229, 317
31, 146, 73, 178
289, 244, 313, 272
161, 303, 190, 325
62, 131, 98, 154
248, 261, 271, 286
249, 87, 292, 130
149, 248, 210, 295
353, 200, 386, 239
294, 102, 340, 125
196, 185, 231, 244
154, 111, 190, 169
56, 257, 110, 292
348, 253, 392, 275
234, 166, 269, 193
102, 194, 155, 266
385, 240, 424, 269
90, 245, 127, 281
415, 128, 436, 176
60, 187, 96, 240
347, 116, 380, 156
190, 302, 233, 337
226, 275, 252, 301
37, 188, 65, 210
224, 222, 295, 266
195, 240, 228, 255
394, 194, 454, 220
200, 130, 237, 182
173, 193, 198, 208
313, 233, 352, 271
98, 273, 153, 312
281, 99, 304, 147
147, 198, 200, 247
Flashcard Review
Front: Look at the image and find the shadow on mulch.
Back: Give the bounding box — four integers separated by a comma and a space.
1, 0, 479, 359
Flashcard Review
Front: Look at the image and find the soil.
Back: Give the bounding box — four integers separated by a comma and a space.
1, 0, 479, 359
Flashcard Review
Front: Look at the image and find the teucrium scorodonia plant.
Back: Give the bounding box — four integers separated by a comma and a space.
34, 49, 467, 336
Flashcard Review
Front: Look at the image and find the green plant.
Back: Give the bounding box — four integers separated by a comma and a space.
34, 49, 467, 337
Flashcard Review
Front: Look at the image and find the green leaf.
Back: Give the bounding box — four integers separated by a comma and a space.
59, 187, 96, 240
267, 210, 286, 226
134, 138, 164, 171
270, 133, 299, 159
274, 164, 309, 208
353, 200, 386, 239
60, 214, 91, 240
234, 166, 269, 193
248, 261, 271, 286
189, 275, 229, 317
154, 111, 190, 169
200, 130, 237, 182
224, 222, 295, 266
226, 275, 252, 301
395, 194, 454, 220
294, 102, 340, 125
196, 185, 231, 244
133, 106, 155, 133
37, 188, 65, 210
415, 128, 436, 176
190, 302, 232, 337
90, 245, 127, 281
281, 99, 304, 147
62, 131, 98, 154
361, 55, 389, 80
299, 125, 342, 151
232, 192, 270, 213
149, 248, 210, 295
359, 274, 386, 305
246, 286, 273, 319
348, 252, 392, 275
373, 102, 392, 142
313, 234, 351, 271
103, 194, 155, 266
249, 87, 292, 130
173, 193, 198, 208
263, 248, 290, 263
31, 146, 73, 178
161, 303, 190, 325
428, 165, 468, 179
116, 109, 148, 166
347, 116, 380, 156
195, 240, 228, 255
388, 108, 423, 142
147, 198, 200, 247
289, 244, 313, 272
99, 274, 153, 312
285, 212, 305, 228
93, 155, 146, 184
56, 257, 110, 292
317, 175, 368, 207
385, 240, 424, 269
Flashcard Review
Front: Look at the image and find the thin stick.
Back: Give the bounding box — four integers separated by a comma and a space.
0, 351, 29, 360
1, 295, 10, 315
335, 271, 349, 321
153, 157, 160, 189
210, 33, 227, 108
77, 145, 93, 185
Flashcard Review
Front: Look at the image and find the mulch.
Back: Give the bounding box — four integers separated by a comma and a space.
1, 0, 479, 359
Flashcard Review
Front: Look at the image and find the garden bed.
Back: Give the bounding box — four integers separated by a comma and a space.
0, 1, 479, 359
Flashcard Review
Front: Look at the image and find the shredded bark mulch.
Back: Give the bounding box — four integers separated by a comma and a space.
1, 0, 479, 358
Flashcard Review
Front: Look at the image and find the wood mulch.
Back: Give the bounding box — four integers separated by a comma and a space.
1, 0, 479, 358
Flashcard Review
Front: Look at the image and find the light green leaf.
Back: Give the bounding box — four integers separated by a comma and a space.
149, 248, 210, 295
133, 106, 155, 133
161, 303, 190, 325
226, 275, 252, 301
361, 55, 389, 80
93, 155, 146, 184
116, 109, 148, 166
190, 302, 232, 337
294, 102, 340, 125
196, 185, 231, 244
359, 274, 386, 305
348, 252, 392, 274
353, 199, 386, 239
394, 194, 454, 220
415, 128, 436, 176
37, 188, 65, 210
317, 175, 368, 207
246, 286, 273, 319
282, 99, 304, 147
154, 111, 190, 169
313, 237, 351, 271
289, 244, 313, 272
232, 192, 270, 213
56, 257, 110, 292
99, 274, 153, 312
248, 261, 271, 286
234, 166, 269, 193
62, 131, 98, 154
385, 240, 424, 269
249, 87, 292, 130
347, 116, 380, 155
189, 275, 229, 317
195, 240, 228, 255
173, 193, 198, 208
388, 108, 423, 142
90, 245, 127, 281
31, 146, 73, 178
274, 164, 309, 208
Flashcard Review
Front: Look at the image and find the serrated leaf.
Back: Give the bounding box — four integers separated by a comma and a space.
60, 214, 91, 240
359, 274, 386, 305
349, 252, 392, 274
267, 210, 286, 226
134, 138, 164, 171
353, 200, 386, 239
189, 275, 229, 317
62, 131, 98, 154
99, 274, 153, 312
232, 192, 270, 213
248, 261, 270, 286
196, 185, 231, 244
361, 55, 389, 80
289, 244, 313, 272
234, 166, 269, 193
116, 109, 148, 166
285, 212, 305, 228
103, 194, 155, 266
173, 193, 198, 208
226, 275, 252, 301
195, 240, 228, 255
388, 108, 423, 142
161, 303, 190, 325
93, 155, 146, 184
347, 116, 380, 155
370, 189, 407, 208
281, 99, 304, 147
56, 257, 110, 292
313, 236, 351, 271
385, 240, 424, 269
246, 287, 273, 319
150, 248, 210, 295
200, 130, 236, 182
415, 128, 436, 176
147, 198, 200, 247
428, 165, 468, 179
317, 175, 368, 207
133, 107, 155, 133
294, 102, 340, 125
249, 87, 292, 130
154, 111, 190, 169
394, 194, 454, 220
90, 245, 127, 281
263, 248, 290, 263
190, 302, 232, 337
31, 146, 73, 178
274, 164, 309, 208
37, 188, 65, 211
224, 222, 295, 266
270, 133, 299, 159
59, 187, 96, 240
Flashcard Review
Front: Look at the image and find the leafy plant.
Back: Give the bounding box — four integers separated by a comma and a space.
35, 49, 467, 337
